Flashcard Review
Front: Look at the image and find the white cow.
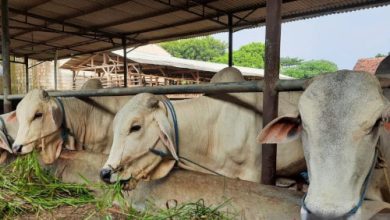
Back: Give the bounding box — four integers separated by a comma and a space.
100, 67, 304, 187
9, 79, 125, 164
258, 70, 390, 219
54, 150, 390, 220
0, 79, 104, 165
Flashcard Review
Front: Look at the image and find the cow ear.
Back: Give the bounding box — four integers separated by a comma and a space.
153, 106, 179, 161
6, 111, 17, 123
0, 131, 12, 153
0, 151, 8, 164
257, 114, 302, 144
383, 121, 390, 133
149, 160, 176, 180
40, 138, 63, 164
49, 100, 62, 128
382, 105, 390, 133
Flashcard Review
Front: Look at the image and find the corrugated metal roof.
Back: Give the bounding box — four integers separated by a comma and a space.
113, 49, 293, 79
61, 44, 292, 79
2, 0, 389, 60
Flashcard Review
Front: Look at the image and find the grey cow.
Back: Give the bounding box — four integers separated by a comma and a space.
258, 70, 390, 219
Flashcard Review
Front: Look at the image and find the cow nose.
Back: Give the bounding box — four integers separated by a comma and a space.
12, 144, 23, 154
100, 168, 112, 183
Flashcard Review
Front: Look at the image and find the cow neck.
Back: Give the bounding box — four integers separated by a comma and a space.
163, 97, 225, 177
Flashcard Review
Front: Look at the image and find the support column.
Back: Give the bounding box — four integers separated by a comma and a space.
228, 14, 233, 67
122, 37, 128, 88
1, 0, 12, 113
54, 50, 58, 90
24, 55, 29, 93
261, 0, 282, 185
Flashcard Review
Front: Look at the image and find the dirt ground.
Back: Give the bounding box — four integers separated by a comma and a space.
14, 205, 127, 220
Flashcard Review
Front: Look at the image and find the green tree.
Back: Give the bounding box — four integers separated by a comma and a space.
282, 60, 338, 79
280, 57, 303, 67
375, 53, 387, 58
213, 42, 266, 68
160, 36, 227, 61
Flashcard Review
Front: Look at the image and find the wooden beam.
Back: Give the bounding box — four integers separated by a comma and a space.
2, 0, 12, 113
261, 0, 282, 185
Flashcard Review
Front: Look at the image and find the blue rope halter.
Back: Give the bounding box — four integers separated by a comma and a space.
54, 97, 69, 144
161, 99, 179, 156
149, 98, 225, 177
301, 147, 378, 218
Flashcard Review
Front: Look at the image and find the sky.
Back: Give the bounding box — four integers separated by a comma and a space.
213, 5, 390, 70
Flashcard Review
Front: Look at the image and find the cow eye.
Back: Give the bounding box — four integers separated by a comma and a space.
34, 112, 43, 119
129, 125, 141, 133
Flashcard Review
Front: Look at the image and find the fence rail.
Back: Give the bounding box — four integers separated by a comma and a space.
0, 80, 306, 100
2, 78, 390, 100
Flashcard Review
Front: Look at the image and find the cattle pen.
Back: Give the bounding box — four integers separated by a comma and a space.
1, 0, 390, 218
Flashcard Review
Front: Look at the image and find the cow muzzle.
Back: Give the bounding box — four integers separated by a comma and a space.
12, 144, 23, 154
100, 168, 112, 183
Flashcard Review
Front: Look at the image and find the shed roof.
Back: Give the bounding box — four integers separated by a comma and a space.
113, 48, 293, 79
61, 44, 292, 79
353, 57, 385, 75
2, 0, 390, 60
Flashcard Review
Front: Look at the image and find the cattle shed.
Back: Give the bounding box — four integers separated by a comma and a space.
1, 0, 390, 185
60, 44, 292, 88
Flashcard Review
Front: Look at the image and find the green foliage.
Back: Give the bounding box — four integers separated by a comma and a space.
375, 53, 387, 58
160, 36, 227, 61
213, 42, 265, 68
282, 59, 338, 79
376, 52, 390, 58
0, 152, 95, 218
280, 57, 303, 67
160, 36, 339, 79
0, 152, 234, 219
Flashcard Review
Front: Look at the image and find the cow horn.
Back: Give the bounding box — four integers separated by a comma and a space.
146, 96, 159, 109
39, 90, 50, 101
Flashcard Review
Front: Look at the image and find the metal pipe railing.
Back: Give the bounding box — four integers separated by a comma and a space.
0, 80, 306, 100
2, 77, 389, 101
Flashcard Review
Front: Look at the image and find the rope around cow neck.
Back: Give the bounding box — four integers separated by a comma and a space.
150, 98, 225, 177
54, 97, 69, 144
302, 146, 379, 217
377, 147, 390, 196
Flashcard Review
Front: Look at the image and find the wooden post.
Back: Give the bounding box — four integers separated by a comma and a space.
228, 14, 233, 67
122, 37, 128, 88
54, 50, 58, 90
1, 0, 12, 113
261, 0, 282, 185
24, 55, 29, 93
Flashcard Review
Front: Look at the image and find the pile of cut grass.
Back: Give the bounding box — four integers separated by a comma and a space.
0, 152, 95, 218
0, 152, 233, 219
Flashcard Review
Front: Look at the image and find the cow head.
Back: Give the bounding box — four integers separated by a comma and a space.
100, 93, 178, 189
258, 71, 390, 218
12, 89, 64, 164
0, 111, 19, 164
